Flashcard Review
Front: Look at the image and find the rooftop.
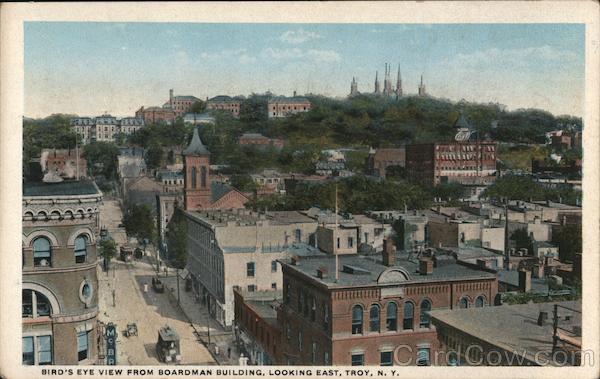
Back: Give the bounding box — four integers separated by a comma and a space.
268, 96, 311, 104
208, 95, 240, 103
187, 209, 315, 227
239, 290, 283, 328
497, 269, 549, 294
430, 300, 581, 365
182, 127, 211, 156
23, 180, 101, 197
281, 252, 497, 288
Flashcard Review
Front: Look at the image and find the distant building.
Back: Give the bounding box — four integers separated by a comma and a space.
40, 149, 87, 180
157, 169, 184, 193
163, 89, 200, 117
251, 170, 285, 195
276, 240, 499, 365
71, 115, 145, 144
418, 74, 427, 97
182, 113, 215, 125
315, 161, 345, 176
267, 96, 311, 118
206, 96, 242, 118
406, 141, 497, 186
135, 106, 177, 125
350, 77, 359, 96
430, 300, 582, 366
238, 133, 285, 150
22, 180, 103, 365
156, 192, 183, 245
366, 147, 406, 178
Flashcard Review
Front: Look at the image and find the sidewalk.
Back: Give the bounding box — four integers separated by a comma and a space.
161, 274, 241, 365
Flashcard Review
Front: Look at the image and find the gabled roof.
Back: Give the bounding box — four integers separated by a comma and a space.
182, 127, 211, 156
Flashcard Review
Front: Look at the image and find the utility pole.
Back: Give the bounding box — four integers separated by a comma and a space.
176, 267, 180, 305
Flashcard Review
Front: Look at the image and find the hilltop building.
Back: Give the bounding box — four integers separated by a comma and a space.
22, 180, 103, 364
71, 115, 145, 144
162, 89, 200, 117
418, 75, 427, 97
350, 77, 359, 96
206, 96, 242, 118
267, 95, 312, 118
353, 64, 403, 98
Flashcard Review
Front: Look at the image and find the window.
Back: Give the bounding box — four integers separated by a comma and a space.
337, 238, 340, 249
417, 347, 431, 366
369, 304, 380, 332
352, 305, 363, 334
74, 235, 88, 263
380, 351, 393, 366
295, 229, 302, 243
348, 237, 354, 248
191, 167, 197, 188
386, 302, 398, 331
324, 351, 330, 365
351, 353, 364, 366
22, 290, 52, 318
271, 260, 277, 272
246, 262, 255, 277
201, 166, 207, 188
77, 331, 89, 361
247, 285, 256, 292
285, 282, 291, 304
38, 335, 52, 365
311, 342, 317, 364
310, 297, 316, 321
33, 237, 52, 267
403, 302, 414, 330
23, 337, 34, 365
364, 232, 369, 243
323, 303, 329, 331
298, 289, 303, 313
460, 297, 469, 309
298, 330, 303, 351
420, 299, 432, 328
286, 323, 291, 340
303, 293, 309, 317
271, 283, 277, 289
475, 296, 485, 308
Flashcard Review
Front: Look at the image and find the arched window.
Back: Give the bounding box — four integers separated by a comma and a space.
74, 235, 88, 264
369, 304, 380, 332
191, 167, 197, 189
403, 302, 414, 330
22, 290, 52, 318
475, 296, 485, 308
310, 297, 316, 322
420, 299, 432, 328
33, 237, 52, 267
386, 302, 398, 331
351, 305, 363, 334
201, 166, 207, 188
460, 297, 469, 309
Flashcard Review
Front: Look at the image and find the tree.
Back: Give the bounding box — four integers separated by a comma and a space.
166, 212, 188, 269
98, 238, 117, 271
552, 224, 582, 263
123, 203, 157, 244
189, 100, 206, 114
510, 228, 533, 254
145, 142, 164, 169
482, 175, 546, 202
83, 142, 120, 179
229, 174, 258, 193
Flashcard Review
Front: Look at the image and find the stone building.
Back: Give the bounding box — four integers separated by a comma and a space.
276, 240, 499, 365
22, 180, 103, 365
206, 95, 242, 118
267, 96, 311, 118
40, 149, 87, 180
182, 209, 322, 327
71, 115, 145, 144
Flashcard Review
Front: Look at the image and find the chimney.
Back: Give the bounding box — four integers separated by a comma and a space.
291, 255, 301, 266
476, 259, 491, 269
518, 269, 531, 293
537, 311, 548, 326
293, 90, 297, 97
419, 258, 434, 275
316, 266, 328, 279
532, 264, 544, 279
382, 237, 396, 267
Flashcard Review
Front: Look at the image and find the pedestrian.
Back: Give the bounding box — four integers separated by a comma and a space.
227, 347, 231, 359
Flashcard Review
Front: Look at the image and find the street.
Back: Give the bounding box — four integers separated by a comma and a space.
97, 198, 216, 365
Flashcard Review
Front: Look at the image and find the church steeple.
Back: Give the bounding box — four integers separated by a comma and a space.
183, 126, 212, 211
418, 74, 427, 97
374, 71, 381, 94
395, 64, 403, 98
350, 77, 358, 96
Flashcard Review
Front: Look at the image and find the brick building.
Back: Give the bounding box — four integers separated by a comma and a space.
135, 106, 177, 125
405, 141, 497, 186
276, 239, 498, 366
267, 96, 311, 118
22, 180, 103, 365
206, 96, 242, 117
366, 147, 406, 178
40, 149, 87, 180
163, 89, 200, 117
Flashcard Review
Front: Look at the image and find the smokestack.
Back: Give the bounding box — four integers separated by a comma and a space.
518, 270, 531, 293
316, 266, 328, 279
419, 258, 434, 275
382, 237, 396, 267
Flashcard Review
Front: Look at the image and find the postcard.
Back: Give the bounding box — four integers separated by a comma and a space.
1, 2, 599, 379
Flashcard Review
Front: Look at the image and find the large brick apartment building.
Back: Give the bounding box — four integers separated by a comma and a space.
206, 96, 242, 118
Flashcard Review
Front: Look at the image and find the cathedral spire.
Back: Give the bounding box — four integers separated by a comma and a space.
374, 71, 381, 94
395, 63, 402, 98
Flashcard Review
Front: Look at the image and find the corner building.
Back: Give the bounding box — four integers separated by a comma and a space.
277, 240, 498, 366
22, 180, 103, 365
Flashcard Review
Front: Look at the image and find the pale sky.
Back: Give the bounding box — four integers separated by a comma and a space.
24, 23, 585, 118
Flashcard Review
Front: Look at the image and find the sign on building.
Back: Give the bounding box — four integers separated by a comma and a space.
106, 322, 117, 365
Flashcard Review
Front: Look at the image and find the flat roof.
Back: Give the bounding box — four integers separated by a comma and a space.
281, 252, 496, 288
430, 300, 581, 365
23, 180, 100, 197
187, 209, 315, 227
